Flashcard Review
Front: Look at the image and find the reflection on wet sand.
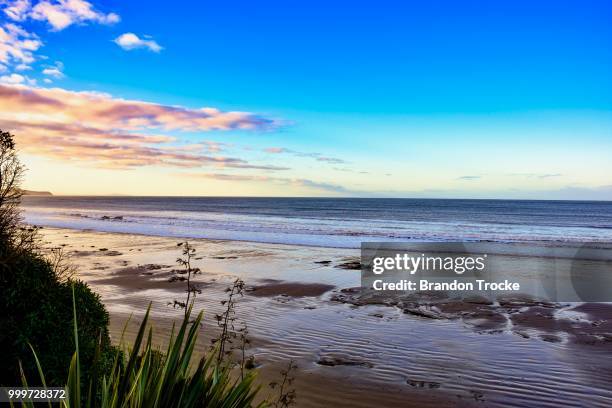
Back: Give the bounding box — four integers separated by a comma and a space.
40, 227, 612, 408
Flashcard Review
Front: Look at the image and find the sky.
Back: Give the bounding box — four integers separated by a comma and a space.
0, 0, 611, 199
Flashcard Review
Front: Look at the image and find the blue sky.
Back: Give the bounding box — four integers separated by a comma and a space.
1, 0, 611, 198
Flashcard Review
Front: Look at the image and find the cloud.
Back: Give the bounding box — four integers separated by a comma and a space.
0, 83, 279, 169
1, 0, 30, 21
263, 146, 345, 163
41, 60, 63, 78
508, 172, 563, 179
15, 62, 31, 70
264, 147, 317, 158
294, 178, 352, 194
264, 147, 289, 154
114, 33, 162, 53
317, 156, 345, 164
0, 22, 42, 66
457, 175, 481, 180
2, 0, 119, 31
200, 140, 228, 153
186, 173, 353, 194
0, 72, 35, 84
27, 0, 120, 31
41, 66, 61, 76
227, 163, 290, 171
0, 72, 25, 83
0, 1, 118, 87
0, 84, 275, 131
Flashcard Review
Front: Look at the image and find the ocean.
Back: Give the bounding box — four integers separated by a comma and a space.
21, 196, 612, 248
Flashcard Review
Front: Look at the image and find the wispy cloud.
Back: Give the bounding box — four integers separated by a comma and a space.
114, 33, 162, 53
41, 60, 63, 79
0, 83, 280, 169
457, 175, 481, 180
508, 172, 563, 179
228, 163, 290, 170
263, 146, 345, 163
264, 147, 289, 154
186, 172, 353, 194
317, 156, 345, 164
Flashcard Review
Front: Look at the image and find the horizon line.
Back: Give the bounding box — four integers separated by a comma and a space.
22, 194, 612, 203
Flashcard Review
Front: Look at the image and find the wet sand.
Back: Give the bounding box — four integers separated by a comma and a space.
39, 227, 612, 407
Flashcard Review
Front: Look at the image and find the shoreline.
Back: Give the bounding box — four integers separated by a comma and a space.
37, 226, 612, 407
23, 196, 612, 250
35, 225, 360, 251
30, 223, 612, 252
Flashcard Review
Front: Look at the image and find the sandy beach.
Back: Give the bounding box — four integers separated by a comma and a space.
37, 226, 612, 408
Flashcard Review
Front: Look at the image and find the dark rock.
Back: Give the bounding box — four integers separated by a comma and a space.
513, 331, 530, 339
317, 356, 373, 368
407, 379, 441, 389
334, 260, 362, 270
540, 334, 562, 343
403, 306, 446, 319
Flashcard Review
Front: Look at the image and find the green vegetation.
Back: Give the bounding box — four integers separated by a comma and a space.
1, 129, 266, 406
0, 250, 113, 386
2, 129, 112, 386
20, 296, 264, 407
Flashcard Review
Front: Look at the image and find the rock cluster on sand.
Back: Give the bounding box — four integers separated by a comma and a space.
330, 288, 612, 346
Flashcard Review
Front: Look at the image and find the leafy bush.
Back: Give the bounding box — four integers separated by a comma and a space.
0, 247, 113, 386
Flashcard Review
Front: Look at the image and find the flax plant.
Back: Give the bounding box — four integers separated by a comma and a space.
17, 286, 265, 408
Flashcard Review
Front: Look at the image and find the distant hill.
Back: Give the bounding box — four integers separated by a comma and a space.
22, 190, 53, 196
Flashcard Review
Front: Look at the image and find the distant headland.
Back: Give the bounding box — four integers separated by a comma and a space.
22, 190, 53, 196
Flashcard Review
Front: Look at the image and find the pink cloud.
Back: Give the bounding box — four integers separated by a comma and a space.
0, 83, 280, 170
0, 84, 274, 131
264, 147, 288, 154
